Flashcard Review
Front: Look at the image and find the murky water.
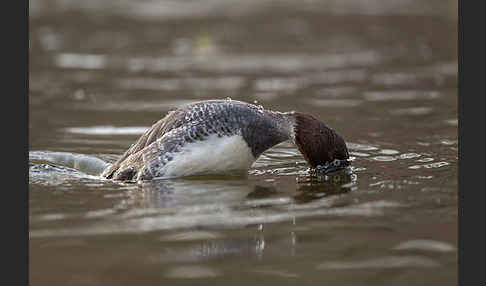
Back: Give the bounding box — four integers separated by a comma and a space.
29, 1, 457, 285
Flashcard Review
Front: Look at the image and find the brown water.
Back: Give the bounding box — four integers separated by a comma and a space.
29, 1, 458, 285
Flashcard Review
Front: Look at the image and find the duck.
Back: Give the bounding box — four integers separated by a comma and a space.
102, 99, 350, 181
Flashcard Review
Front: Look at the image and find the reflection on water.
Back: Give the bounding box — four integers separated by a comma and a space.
29, 0, 457, 285
295, 170, 357, 203
30, 154, 371, 238
316, 255, 440, 269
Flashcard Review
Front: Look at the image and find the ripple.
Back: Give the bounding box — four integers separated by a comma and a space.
64, 126, 149, 136
29, 199, 398, 238
391, 107, 433, 116
408, 162, 449, 169
416, 175, 434, 179
315, 86, 357, 97
251, 269, 299, 278
29, 151, 109, 176
417, 157, 434, 162
408, 165, 421, 170
444, 119, 458, 126
371, 72, 418, 86
379, 149, 400, 155
37, 213, 68, 221
38, 27, 62, 51
52, 51, 380, 74
363, 90, 440, 101
372, 156, 397, 162
85, 209, 116, 219
304, 69, 367, 85
347, 143, 379, 151
68, 99, 197, 112
393, 240, 456, 252
440, 139, 457, 145
32, 0, 455, 20
431, 62, 458, 76
29, 163, 97, 187
118, 76, 246, 91
253, 144, 302, 169
159, 231, 224, 242
164, 265, 222, 279
349, 152, 370, 157
398, 153, 421, 159
253, 92, 280, 101
254, 77, 301, 92
309, 99, 362, 108
316, 255, 440, 270
369, 180, 416, 189
55, 53, 106, 70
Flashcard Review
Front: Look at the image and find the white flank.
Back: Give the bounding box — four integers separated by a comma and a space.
160, 134, 256, 178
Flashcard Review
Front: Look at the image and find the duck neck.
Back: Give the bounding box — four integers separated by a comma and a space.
239, 110, 296, 158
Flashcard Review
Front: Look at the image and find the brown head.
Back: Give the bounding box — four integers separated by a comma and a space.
292, 112, 350, 169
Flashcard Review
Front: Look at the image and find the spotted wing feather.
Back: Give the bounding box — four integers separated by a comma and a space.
102, 100, 292, 181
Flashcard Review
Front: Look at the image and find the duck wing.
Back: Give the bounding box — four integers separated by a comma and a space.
101, 108, 187, 180
101, 99, 292, 181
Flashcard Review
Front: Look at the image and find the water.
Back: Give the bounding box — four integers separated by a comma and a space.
29, 1, 457, 285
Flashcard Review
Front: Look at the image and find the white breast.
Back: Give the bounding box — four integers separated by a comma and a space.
159, 134, 256, 178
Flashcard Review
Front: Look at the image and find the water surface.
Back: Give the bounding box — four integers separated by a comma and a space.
29, 1, 457, 285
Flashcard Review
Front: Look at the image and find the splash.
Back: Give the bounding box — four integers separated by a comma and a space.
29, 151, 110, 176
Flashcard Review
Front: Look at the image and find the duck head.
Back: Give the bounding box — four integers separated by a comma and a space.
292, 112, 350, 172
